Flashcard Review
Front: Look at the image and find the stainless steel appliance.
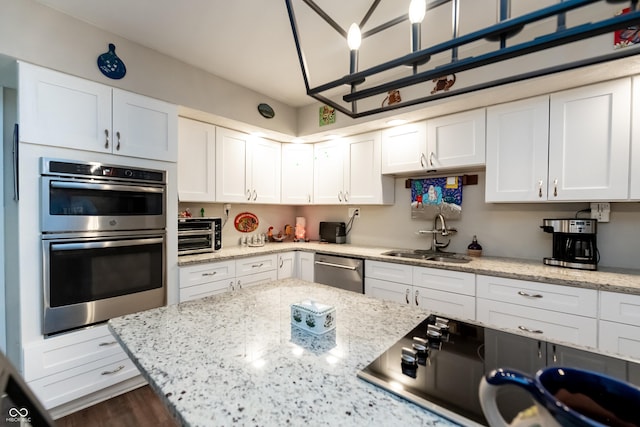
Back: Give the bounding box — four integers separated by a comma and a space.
319, 222, 346, 244
41, 158, 166, 233
541, 219, 598, 271
178, 217, 222, 255
313, 253, 363, 293
40, 158, 167, 335
358, 314, 640, 426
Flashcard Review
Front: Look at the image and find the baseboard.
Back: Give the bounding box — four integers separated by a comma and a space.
49, 375, 147, 420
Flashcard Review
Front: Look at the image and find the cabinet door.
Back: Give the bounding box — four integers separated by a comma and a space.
631, 76, 640, 200
345, 131, 394, 205
277, 252, 296, 280
313, 140, 346, 204
548, 78, 631, 200
365, 277, 410, 304
414, 287, 476, 320
426, 109, 486, 170
112, 89, 178, 162
236, 270, 277, 289
485, 96, 550, 202
19, 62, 111, 152
178, 118, 216, 202
599, 320, 640, 359
296, 251, 315, 282
248, 138, 281, 204
381, 121, 428, 174
179, 279, 234, 302
547, 342, 627, 379
215, 127, 249, 202
281, 143, 314, 204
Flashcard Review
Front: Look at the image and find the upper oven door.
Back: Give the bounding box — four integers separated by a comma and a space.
42, 176, 165, 232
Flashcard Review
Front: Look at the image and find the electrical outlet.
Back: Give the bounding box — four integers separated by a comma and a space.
348, 207, 360, 219
590, 202, 610, 223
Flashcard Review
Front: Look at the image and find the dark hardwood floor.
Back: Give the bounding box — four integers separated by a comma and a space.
56, 385, 178, 427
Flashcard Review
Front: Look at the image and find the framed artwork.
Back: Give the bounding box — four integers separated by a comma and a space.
319, 105, 336, 126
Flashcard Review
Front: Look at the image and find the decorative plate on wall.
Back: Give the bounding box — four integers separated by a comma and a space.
97, 43, 126, 80
234, 212, 259, 232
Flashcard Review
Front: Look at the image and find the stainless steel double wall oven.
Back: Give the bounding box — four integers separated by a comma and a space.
41, 158, 167, 335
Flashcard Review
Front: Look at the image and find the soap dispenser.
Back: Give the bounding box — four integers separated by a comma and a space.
467, 235, 483, 257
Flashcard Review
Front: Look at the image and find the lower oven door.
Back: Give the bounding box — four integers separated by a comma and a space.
42, 231, 166, 335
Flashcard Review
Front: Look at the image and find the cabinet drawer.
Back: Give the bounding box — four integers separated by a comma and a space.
235, 255, 277, 276
23, 325, 125, 382
365, 260, 412, 284
477, 275, 597, 317
417, 288, 475, 320
365, 278, 411, 304
600, 291, 640, 326
236, 270, 278, 289
599, 320, 640, 360
29, 353, 139, 410
477, 298, 597, 347
179, 279, 235, 302
179, 261, 235, 288
413, 266, 475, 296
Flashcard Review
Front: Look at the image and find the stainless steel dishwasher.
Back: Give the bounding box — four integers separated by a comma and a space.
314, 253, 364, 293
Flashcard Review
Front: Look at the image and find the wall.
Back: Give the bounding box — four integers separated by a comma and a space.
183, 173, 640, 270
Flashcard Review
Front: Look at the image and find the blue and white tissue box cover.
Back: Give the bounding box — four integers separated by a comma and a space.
290, 300, 336, 335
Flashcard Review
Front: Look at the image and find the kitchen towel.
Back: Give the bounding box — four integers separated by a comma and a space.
410, 177, 463, 220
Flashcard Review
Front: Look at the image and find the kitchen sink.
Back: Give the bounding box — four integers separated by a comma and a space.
381, 250, 471, 263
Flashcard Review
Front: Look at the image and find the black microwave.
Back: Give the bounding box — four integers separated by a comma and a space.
178, 217, 222, 255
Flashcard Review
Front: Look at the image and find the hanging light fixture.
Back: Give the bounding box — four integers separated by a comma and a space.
285, 0, 640, 118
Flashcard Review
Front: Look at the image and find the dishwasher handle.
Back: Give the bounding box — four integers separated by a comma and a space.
314, 260, 359, 271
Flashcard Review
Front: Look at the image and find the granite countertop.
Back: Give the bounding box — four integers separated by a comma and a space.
109, 279, 461, 427
179, 242, 640, 295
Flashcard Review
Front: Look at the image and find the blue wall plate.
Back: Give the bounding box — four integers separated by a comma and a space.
97, 43, 126, 80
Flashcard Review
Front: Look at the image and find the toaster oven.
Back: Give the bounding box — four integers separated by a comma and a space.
178, 217, 222, 255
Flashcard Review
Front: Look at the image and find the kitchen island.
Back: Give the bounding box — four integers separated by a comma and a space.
109, 279, 459, 426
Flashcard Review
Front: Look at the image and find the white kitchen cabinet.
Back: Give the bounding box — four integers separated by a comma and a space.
215, 127, 281, 203
23, 324, 141, 409
381, 121, 428, 174
19, 62, 177, 162
314, 132, 393, 205
178, 260, 236, 302
425, 108, 486, 171
599, 291, 640, 359
630, 76, 640, 200
235, 254, 278, 289
178, 118, 216, 202
277, 251, 296, 279
548, 78, 631, 201
281, 143, 314, 204
485, 96, 550, 202
296, 251, 315, 282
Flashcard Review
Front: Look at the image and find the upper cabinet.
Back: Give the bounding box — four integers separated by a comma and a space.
178, 118, 216, 202
381, 109, 485, 175
215, 127, 281, 204
630, 76, 640, 201
548, 78, 631, 201
425, 108, 486, 171
281, 143, 314, 204
485, 96, 550, 202
314, 131, 393, 205
19, 62, 177, 162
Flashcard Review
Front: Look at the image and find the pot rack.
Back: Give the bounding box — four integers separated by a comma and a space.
285, 0, 640, 118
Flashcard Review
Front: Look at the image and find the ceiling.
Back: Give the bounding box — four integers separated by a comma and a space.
34, 0, 418, 108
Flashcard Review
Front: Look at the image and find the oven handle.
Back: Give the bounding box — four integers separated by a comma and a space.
51, 237, 164, 251
50, 181, 164, 194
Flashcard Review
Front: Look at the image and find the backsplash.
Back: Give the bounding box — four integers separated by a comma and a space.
180, 172, 640, 269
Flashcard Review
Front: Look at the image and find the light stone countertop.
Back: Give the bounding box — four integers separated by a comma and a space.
178, 242, 640, 295
109, 279, 461, 427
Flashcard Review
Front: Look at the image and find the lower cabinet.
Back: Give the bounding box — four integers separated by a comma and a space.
365, 261, 475, 320
599, 291, 640, 359
296, 251, 314, 282
277, 251, 296, 279
23, 324, 140, 410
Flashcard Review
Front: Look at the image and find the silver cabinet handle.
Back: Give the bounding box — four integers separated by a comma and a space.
237, 280, 242, 289
518, 291, 543, 298
414, 289, 419, 306
104, 129, 110, 149
429, 152, 435, 167
553, 179, 558, 197
518, 325, 543, 334
405, 288, 410, 304
98, 341, 117, 347
344, 191, 349, 202
251, 263, 264, 268
279, 258, 284, 268
246, 189, 252, 201
252, 189, 257, 201
229, 281, 235, 291
420, 153, 426, 168
307, 194, 311, 203
338, 191, 343, 202
116, 131, 121, 151
314, 261, 357, 270
538, 180, 543, 198
202, 272, 217, 277
101, 365, 125, 375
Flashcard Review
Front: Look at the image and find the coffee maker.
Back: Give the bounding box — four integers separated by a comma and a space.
540, 219, 598, 270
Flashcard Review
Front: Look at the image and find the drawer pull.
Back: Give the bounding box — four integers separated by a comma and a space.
518, 325, 543, 334
101, 365, 125, 375
518, 291, 543, 298
405, 288, 410, 304
202, 272, 217, 276
98, 341, 117, 347
414, 289, 419, 306
251, 263, 264, 268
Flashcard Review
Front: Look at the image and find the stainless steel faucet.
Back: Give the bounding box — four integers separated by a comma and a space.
417, 213, 457, 252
